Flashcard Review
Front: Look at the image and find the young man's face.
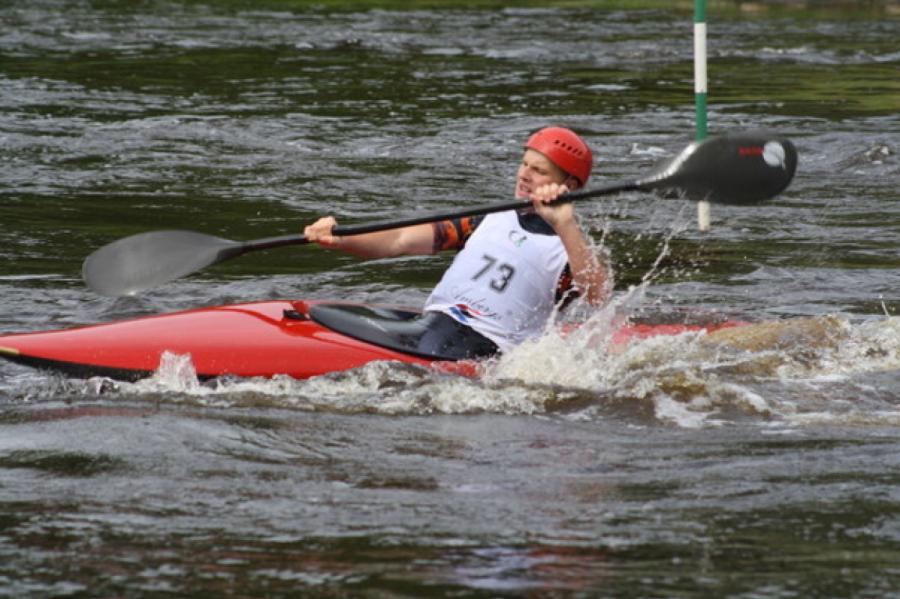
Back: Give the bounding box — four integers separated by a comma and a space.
515, 149, 570, 199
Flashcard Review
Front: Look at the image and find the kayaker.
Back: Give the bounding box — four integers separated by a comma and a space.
303, 126, 613, 358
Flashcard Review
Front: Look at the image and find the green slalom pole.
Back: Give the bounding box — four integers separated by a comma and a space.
695, 0, 711, 230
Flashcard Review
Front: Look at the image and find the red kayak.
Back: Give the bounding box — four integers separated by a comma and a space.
0, 300, 745, 381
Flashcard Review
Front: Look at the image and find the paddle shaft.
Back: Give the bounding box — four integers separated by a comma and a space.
239, 180, 642, 254
82, 131, 797, 296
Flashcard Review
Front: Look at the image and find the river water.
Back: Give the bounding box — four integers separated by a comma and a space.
1, 2, 899, 596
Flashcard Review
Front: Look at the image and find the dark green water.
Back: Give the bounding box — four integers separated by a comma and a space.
1, 2, 899, 597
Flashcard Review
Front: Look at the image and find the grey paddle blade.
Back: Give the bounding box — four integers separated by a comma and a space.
638, 132, 798, 205
82, 230, 240, 296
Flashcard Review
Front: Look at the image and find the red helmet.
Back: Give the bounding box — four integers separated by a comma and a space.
525, 127, 593, 185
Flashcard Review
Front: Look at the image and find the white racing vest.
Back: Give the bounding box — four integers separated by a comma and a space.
424, 210, 568, 351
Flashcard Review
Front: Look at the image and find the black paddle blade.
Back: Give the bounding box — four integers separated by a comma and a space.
83, 230, 241, 296
639, 132, 798, 205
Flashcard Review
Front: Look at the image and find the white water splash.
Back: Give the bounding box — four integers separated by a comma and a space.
138, 351, 203, 393
53, 312, 900, 429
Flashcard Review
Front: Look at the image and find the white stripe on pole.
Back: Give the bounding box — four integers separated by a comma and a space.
694, 19, 711, 231
694, 22, 707, 95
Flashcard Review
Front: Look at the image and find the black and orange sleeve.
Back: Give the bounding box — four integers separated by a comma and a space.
431, 215, 483, 252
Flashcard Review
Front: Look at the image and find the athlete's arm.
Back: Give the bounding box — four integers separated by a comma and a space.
531, 183, 613, 306
304, 213, 483, 258
303, 216, 435, 258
